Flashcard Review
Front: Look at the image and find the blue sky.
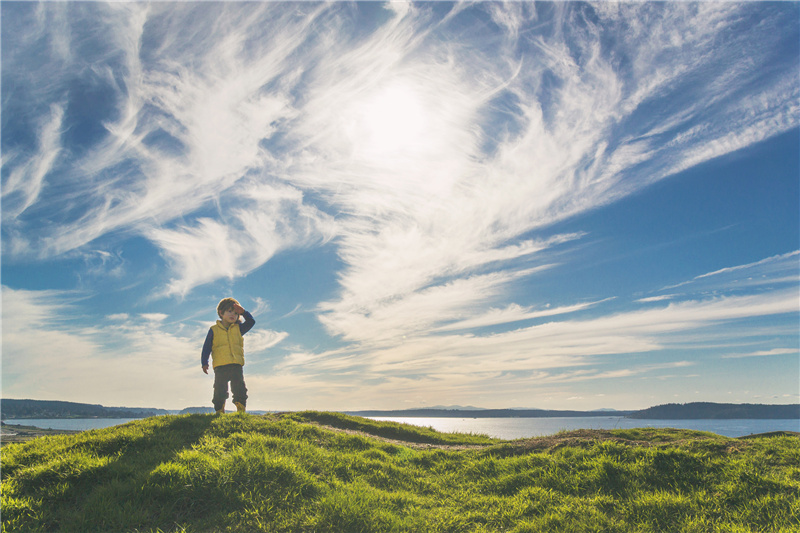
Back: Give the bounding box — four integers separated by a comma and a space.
2, 1, 798, 412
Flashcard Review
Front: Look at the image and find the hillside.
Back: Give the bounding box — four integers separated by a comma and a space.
628, 402, 800, 420
2, 412, 799, 532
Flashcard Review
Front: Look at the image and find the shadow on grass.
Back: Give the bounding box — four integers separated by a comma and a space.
6, 415, 216, 531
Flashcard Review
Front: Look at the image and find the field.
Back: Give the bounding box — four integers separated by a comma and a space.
2, 412, 798, 532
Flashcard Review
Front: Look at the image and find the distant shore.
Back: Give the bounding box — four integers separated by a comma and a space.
347, 402, 800, 420
2, 399, 798, 421
0, 421, 81, 446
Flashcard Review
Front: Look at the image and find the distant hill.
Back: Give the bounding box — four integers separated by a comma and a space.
1, 399, 171, 420
0, 399, 278, 419
628, 402, 800, 420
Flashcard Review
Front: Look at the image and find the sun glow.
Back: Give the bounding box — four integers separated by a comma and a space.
350, 82, 432, 159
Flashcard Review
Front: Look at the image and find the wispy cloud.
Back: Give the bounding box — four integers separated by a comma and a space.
2, 103, 65, 248
0, 285, 288, 407
146, 182, 336, 296
660, 251, 800, 294
4, 3, 795, 294
722, 348, 799, 360
269, 286, 797, 409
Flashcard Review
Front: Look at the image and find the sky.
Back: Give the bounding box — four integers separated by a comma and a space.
1, 1, 798, 412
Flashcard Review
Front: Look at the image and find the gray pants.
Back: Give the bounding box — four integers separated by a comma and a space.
212, 364, 247, 410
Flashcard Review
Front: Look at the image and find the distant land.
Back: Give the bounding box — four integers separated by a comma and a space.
345, 402, 799, 419
627, 402, 800, 420
0, 399, 277, 419
2, 399, 798, 420
0, 399, 171, 419
0, 399, 220, 419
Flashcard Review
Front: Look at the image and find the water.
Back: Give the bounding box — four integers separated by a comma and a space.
3, 416, 799, 439
3, 418, 140, 432
369, 416, 800, 439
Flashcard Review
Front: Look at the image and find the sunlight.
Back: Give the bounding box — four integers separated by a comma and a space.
350, 81, 431, 159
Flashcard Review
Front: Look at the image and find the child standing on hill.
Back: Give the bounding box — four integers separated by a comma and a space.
201, 298, 255, 414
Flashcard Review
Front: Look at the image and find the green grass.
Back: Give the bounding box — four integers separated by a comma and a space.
2, 413, 798, 532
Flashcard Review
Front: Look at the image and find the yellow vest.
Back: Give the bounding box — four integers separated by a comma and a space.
210, 321, 245, 368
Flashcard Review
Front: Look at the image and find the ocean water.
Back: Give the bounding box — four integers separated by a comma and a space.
4, 416, 799, 439
368, 416, 800, 439
3, 418, 140, 432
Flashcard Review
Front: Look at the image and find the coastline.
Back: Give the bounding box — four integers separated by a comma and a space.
0, 421, 81, 446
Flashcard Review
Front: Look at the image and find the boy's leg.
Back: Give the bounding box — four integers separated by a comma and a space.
230, 365, 248, 409
212, 366, 231, 412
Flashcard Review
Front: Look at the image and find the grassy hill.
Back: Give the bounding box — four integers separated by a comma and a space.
2, 412, 798, 532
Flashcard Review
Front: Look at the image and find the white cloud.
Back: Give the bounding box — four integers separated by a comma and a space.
5, 3, 796, 297
244, 329, 289, 356
1, 103, 64, 220
268, 285, 798, 409
661, 251, 800, 294
434, 299, 607, 333
637, 295, 676, 303
146, 182, 336, 296
1, 286, 208, 408
722, 348, 799, 359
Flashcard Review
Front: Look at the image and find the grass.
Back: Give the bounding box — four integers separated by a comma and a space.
1, 412, 798, 532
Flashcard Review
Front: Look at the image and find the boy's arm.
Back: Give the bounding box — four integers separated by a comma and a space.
201, 328, 213, 373
240, 310, 255, 335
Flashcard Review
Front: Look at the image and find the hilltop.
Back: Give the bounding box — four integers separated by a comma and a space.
2, 412, 798, 532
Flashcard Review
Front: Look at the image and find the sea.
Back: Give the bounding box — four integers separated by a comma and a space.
3, 416, 799, 439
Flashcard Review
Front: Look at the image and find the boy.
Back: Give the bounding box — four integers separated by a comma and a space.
201, 297, 255, 414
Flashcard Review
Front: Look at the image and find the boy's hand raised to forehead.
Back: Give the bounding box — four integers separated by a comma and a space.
233, 303, 245, 315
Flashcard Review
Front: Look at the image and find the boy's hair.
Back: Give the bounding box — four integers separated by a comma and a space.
217, 297, 241, 318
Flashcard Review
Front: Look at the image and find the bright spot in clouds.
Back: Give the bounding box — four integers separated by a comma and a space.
354, 81, 430, 159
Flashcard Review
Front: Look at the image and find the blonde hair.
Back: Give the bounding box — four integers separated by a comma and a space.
217, 297, 241, 318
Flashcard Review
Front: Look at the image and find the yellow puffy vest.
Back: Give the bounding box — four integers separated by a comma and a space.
210, 321, 245, 368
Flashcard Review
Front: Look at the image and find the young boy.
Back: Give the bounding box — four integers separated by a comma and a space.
201, 297, 255, 414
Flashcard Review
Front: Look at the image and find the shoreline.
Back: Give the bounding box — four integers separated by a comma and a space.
0, 422, 81, 446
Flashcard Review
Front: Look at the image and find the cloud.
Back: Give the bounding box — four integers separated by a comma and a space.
1, 286, 207, 407
4, 3, 796, 293
244, 329, 289, 356
1, 103, 64, 221
271, 285, 798, 408
660, 251, 800, 294
722, 348, 799, 359
0, 282, 293, 408
287, 2, 798, 346
2, 2, 322, 261
146, 182, 336, 296
434, 299, 608, 333
636, 295, 677, 303
694, 251, 800, 283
